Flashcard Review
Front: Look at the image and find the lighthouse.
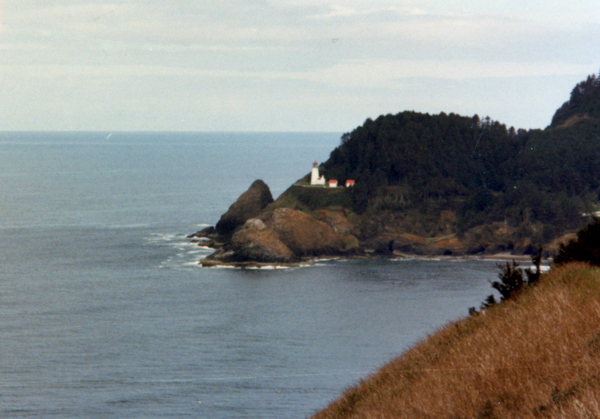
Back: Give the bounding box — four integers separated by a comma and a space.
310, 161, 326, 185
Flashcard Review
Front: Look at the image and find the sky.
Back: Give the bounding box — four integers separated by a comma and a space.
0, 0, 598, 132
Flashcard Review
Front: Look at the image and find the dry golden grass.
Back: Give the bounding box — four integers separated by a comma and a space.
311, 263, 600, 419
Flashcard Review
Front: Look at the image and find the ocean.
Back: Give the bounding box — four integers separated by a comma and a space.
0, 132, 499, 418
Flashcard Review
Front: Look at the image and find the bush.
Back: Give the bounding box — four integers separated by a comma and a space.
554, 218, 600, 266
492, 260, 525, 301
473, 247, 542, 314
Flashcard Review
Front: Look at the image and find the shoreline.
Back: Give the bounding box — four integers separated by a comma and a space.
197, 250, 545, 269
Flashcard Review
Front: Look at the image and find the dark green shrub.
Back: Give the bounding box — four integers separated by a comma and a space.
475, 247, 543, 314
492, 260, 524, 301
554, 218, 600, 266
525, 247, 543, 285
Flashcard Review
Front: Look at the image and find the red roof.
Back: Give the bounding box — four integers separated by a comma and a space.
329, 179, 338, 183
346, 179, 355, 184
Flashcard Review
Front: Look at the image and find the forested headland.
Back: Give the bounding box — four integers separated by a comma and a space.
303, 72, 600, 254
197, 73, 600, 265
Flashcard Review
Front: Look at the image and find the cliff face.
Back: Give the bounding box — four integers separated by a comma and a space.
214, 179, 274, 237
266, 208, 349, 257
197, 177, 568, 266
200, 183, 358, 266
263, 183, 560, 256
205, 218, 296, 265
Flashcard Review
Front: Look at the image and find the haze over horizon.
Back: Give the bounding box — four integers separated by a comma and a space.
0, 1, 598, 132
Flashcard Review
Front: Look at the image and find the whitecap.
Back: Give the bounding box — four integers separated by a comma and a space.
313, 257, 340, 263
145, 233, 180, 243
244, 265, 291, 270
182, 261, 202, 267
207, 265, 241, 270
187, 249, 211, 254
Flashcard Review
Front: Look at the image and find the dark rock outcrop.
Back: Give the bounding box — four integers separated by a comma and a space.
202, 218, 295, 265
229, 219, 296, 263
202, 207, 359, 265
187, 226, 221, 248
313, 208, 354, 235
266, 208, 353, 257
215, 180, 274, 237
187, 226, 215, 238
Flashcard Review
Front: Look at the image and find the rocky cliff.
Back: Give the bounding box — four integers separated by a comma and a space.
214, 179, 274, 237
193, 175, 575, 266
198, 182, 359, 267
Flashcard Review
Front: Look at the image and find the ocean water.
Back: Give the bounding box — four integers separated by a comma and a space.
0, 132, 499, 418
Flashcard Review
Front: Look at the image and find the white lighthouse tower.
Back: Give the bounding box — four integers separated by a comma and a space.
310, 160, 326, 185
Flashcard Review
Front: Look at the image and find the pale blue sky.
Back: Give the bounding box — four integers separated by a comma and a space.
0, 0, 598, 131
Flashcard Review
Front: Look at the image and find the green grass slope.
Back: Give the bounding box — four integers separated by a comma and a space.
267, 183, 352, 214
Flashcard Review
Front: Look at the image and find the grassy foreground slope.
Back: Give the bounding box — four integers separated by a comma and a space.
312, 263, 600, 418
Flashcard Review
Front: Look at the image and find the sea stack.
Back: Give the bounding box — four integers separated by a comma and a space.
214, 179, 274, 237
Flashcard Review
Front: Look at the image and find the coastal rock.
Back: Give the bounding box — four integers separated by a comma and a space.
201, 209, 359, 266
203, 218, 295, 264
215, 179, 274, 236
228, 219, 295, 263
187, 226, 216, 238
188, 226, 222, 248
313, 208, 353, 235
265, 208, 355, 257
